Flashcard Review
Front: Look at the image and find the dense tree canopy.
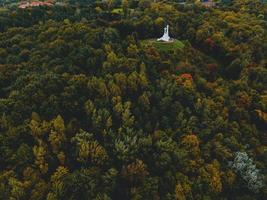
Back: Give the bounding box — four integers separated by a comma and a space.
0, 0, 266, 199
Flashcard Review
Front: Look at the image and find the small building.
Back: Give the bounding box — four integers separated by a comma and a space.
18, 1, 53, 9
200, 0, 216, 7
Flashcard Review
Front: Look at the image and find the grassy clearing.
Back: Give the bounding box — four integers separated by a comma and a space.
141, 39, 185, 51
112, 8, 123, 14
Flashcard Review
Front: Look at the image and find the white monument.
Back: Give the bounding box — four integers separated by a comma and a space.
157, 25, 171, 42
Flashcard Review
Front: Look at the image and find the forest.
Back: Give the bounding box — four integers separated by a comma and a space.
0, 0, 266, 199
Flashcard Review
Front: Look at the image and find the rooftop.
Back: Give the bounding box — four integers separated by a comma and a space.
18, 1, 53, 9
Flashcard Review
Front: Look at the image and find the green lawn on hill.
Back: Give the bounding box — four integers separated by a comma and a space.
112, 8, 123, 14
141, 39, 185, 51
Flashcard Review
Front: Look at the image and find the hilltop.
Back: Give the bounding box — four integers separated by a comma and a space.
0, 1, 266, 199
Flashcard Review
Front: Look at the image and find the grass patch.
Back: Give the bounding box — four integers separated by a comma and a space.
0, 7, 9, 13
112, 8, 123, 14
141, 39, 185, 51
